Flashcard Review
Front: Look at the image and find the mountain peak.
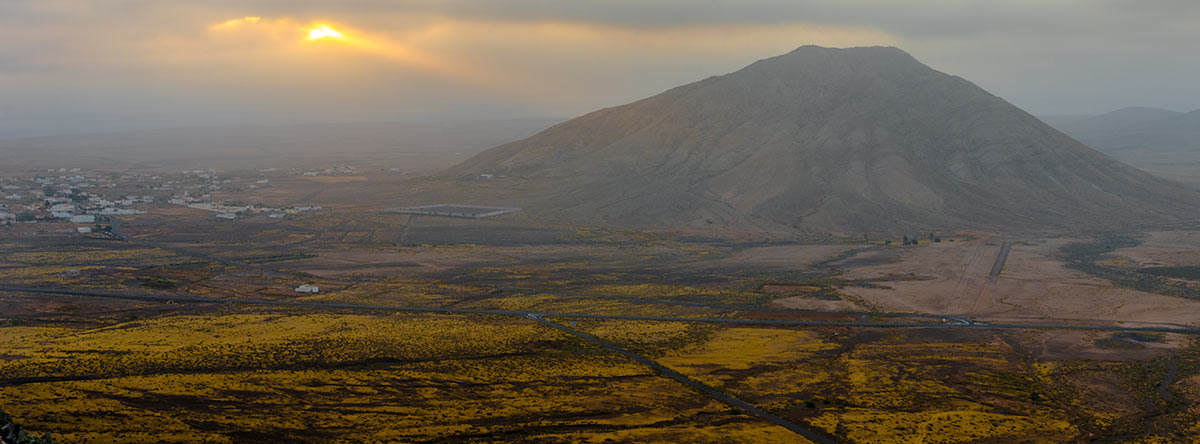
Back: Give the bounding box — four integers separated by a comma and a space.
783, 44, 906, 54
747, 45, 926, 76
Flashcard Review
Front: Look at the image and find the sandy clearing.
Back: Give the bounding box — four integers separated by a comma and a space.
838, 237, 1200, 327
770, 295, 862, 311
837, 239, 1000, 314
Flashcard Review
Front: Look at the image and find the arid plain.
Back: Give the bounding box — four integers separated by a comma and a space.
3, 165, 1199, 443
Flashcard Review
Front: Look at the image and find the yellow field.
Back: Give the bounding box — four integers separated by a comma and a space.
584, 323, 1098, 443
10, 248, 177, 265
0, 311, 808, 443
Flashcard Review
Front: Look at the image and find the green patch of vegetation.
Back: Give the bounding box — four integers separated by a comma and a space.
1137, 266, 1200, 281
1061, 233, 1200, 300
133, 276, 181, 290
1112, 332, 1167, 343
1, 408, 55, 444
237, 253, 319, 264
1095, 332, 1165, 350
1094, 338, 1145, 350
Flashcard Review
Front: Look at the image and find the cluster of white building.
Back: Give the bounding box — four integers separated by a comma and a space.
2, 164, 340, 229
302, 165, 358, 177
0, 172, 156, 230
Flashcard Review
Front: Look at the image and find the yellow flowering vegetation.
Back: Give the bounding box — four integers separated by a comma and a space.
0, 313, 554, 381
0, 265, 109, 280
584, 323, 1090, 444
11, 247, 177, 265
0, 311, 807, 443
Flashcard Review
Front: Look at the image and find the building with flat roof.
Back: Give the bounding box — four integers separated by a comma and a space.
295, 284, 319, 294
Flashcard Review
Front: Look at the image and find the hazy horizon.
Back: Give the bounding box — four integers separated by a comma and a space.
3, 0, 1200, 138
5, 4, 1200, 443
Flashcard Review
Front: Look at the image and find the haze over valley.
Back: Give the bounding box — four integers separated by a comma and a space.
1047, 107, 1200, 187
3, 2, 1200, 444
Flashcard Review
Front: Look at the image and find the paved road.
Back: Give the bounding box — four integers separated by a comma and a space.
988, 241, 1012, 284
3, 286, 1198, 334
530, 314, 838, 444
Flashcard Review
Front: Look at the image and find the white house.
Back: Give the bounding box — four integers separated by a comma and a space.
76, 226, 92, 233
69, 215, 95, 223
216, 213, 237, 220
295, 284, 319, 294
52, 211, 72, 219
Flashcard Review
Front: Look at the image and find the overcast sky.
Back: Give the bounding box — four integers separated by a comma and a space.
2, 0, 1198, 138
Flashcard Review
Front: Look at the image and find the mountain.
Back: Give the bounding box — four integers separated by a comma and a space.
444, 46, 1199, 234
1052, 107, 1200, 187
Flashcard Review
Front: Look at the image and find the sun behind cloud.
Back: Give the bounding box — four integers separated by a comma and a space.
308, 25, 343, 41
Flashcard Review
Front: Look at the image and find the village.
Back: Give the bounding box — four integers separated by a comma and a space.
0, 166, 341, 234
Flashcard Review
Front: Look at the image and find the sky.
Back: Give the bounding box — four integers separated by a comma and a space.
2, 0, 1199, 138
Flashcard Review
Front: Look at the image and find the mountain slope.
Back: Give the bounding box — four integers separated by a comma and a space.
446, 46, 1199, 233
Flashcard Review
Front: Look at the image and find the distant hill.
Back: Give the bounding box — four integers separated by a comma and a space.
1056, 107, 1184, 134
444, 46, 1199, 234
1052, 107, 1200, 187
0, 119, 562, 172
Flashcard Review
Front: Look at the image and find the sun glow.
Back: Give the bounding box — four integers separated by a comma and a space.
208, 17, 533, 96
211, 16, 264, 30
308, 25, 343, 40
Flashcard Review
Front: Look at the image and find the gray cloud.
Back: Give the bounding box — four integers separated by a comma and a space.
2, 0, 1198, 137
